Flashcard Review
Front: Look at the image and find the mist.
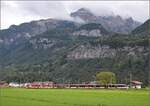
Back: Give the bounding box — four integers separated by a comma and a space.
1, 1, 149, 29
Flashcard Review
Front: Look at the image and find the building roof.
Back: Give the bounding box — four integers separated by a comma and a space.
0, 81, 7, 85
131, 81, 142, 85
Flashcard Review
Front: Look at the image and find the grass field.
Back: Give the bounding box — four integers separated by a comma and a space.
1, 88, 149, 106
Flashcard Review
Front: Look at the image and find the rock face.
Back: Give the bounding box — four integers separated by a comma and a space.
29, 38, 57, 49
73, 23, 109, 37
67, 45, 148, 59
71, 8, 141, 34
73, 29, 102, 37
67, 45, 115, 59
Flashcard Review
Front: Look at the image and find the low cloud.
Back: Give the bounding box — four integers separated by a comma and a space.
1, 1, 149, 29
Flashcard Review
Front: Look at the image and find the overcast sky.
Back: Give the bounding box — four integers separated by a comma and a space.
1, 1, 149, 29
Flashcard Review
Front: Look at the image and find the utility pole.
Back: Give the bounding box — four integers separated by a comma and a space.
148, 37, 150, 89
147, 4, 150, 90
129, 72, 132, 88
128, 54, 133, 88
147, 18, 150, 90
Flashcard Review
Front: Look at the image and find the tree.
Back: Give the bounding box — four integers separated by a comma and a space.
96, 71, 116, 86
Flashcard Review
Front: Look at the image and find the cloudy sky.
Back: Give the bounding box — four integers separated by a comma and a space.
1, 1, 149, 29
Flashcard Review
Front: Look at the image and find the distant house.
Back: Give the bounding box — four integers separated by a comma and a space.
9, 82, 20, 87
26, 81, 54, 88
89, 81, 97, 84
0, 81, 8, 87
131, 81, 142, 89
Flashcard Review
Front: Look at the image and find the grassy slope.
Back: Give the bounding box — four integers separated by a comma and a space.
1, 88, 149, 106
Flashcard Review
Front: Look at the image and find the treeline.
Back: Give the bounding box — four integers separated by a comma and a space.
89, 34, 150, 47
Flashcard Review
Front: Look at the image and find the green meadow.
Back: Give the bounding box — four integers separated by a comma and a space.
1, 88, 149, 106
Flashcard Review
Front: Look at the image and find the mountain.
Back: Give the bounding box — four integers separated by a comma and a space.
0, 22, 109, 65
71, 8, 141, 34
71, 8, 96, 22
132, 19, 150, 36
73, 23, 109, 37
0, 9, 149, 85
0, 19, 77, 46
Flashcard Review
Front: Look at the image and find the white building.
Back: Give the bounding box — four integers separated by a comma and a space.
131, 81, 142, 89
9, 82, 20, 87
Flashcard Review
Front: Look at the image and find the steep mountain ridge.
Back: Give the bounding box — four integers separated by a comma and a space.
132, 19, 150, 36
71, 8, 141, 34
0, 19, 77, 46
